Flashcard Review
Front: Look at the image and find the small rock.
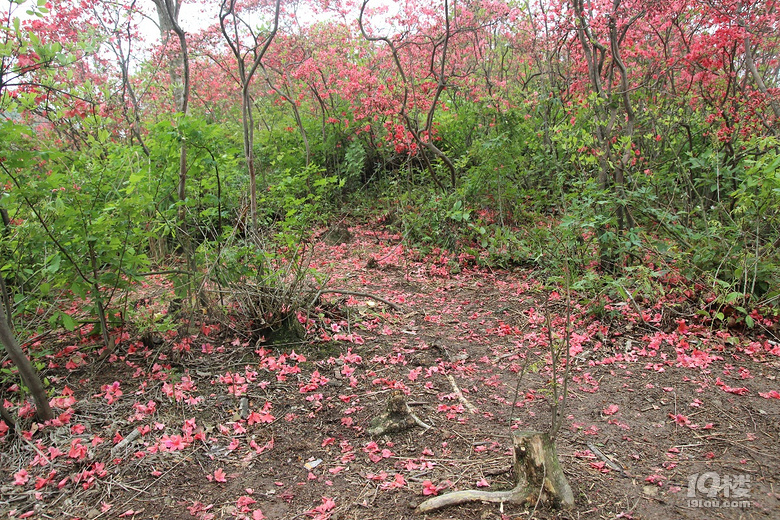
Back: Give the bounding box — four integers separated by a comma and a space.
304, 459, 323, 470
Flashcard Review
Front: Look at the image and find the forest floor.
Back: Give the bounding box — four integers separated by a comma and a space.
2, 222, 780, 520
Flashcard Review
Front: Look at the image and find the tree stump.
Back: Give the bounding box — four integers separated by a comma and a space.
322, 224, 352, 245
416, 431, 574, 513
267, 314, 305, 346
368, 390, 430, 436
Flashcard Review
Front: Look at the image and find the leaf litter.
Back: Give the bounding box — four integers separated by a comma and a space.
1, 224, 779, 520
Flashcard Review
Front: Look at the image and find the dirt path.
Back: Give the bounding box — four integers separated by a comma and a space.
1, 224, 779, 520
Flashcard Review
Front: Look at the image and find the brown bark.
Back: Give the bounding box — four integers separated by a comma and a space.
416, 431, 574, 513
0, 305, 53, 422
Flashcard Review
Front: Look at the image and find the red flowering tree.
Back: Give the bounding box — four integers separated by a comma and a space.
357, 0, 518, 191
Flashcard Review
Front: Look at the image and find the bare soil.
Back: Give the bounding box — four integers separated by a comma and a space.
2, 224, 779, 520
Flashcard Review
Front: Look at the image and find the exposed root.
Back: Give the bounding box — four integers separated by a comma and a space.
417, 486, 530, 513
416, 431, 574, 513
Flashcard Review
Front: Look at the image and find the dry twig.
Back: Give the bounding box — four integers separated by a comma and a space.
446, 374, 478, 414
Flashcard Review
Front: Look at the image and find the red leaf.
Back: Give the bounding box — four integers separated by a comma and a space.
13, 470, 29, 486
213, 468, 227, 483
602, 404, 619, 416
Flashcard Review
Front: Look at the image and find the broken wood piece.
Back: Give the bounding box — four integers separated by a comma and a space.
416, 431, 574, 513
313, 289, 401, 311
585, 443, 631, 478
112, 428, 142, 456
446, 374, 478, 414
368, 390, 431, 436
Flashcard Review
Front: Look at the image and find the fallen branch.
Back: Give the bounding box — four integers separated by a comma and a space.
446, 374, 478, 414
416, 431, 574, 513
586, 442, 631, 478
312, 289, 401, 311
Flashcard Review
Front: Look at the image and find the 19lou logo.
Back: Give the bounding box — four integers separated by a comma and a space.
686, 472, 752, 509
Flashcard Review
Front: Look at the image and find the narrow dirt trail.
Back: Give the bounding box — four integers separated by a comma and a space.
2, 224, 778, 520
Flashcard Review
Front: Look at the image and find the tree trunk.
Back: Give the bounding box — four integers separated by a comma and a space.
416, 431, 573, 513
0, 305, 54, 422
242, 85, 259, 232
0, 399, 15, 431
743, 33, 780, 128
153, 0, 195, 306
219, 0, 281, 234
152, 0, 187, 112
